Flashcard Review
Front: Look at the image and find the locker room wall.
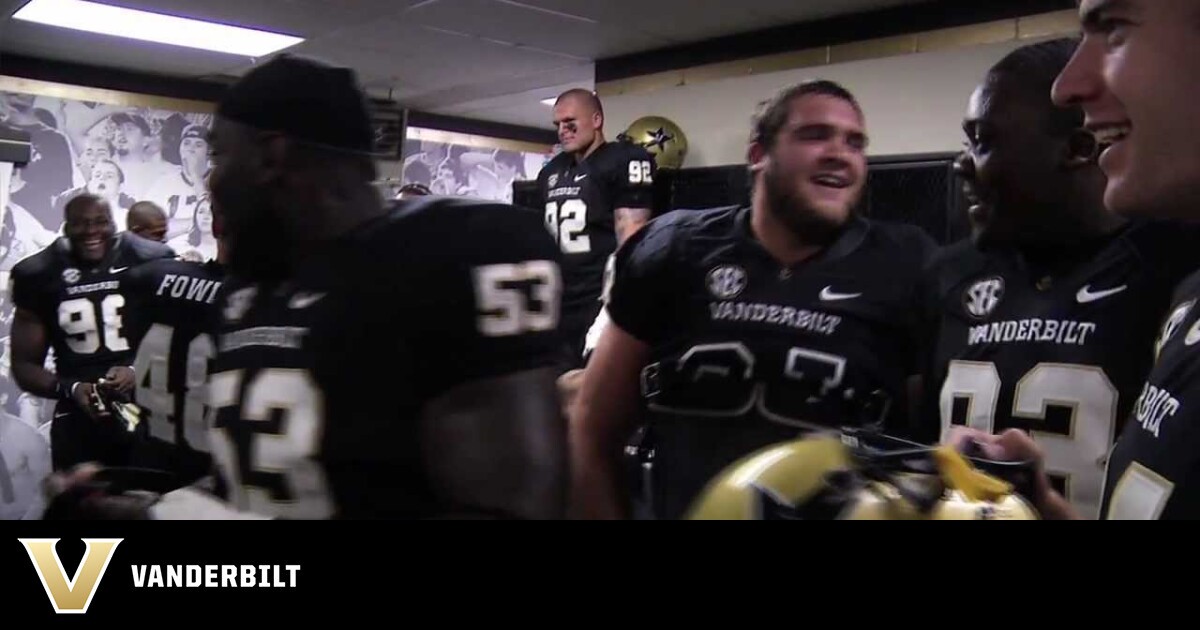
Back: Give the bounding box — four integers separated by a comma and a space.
600, 38, 1054, 168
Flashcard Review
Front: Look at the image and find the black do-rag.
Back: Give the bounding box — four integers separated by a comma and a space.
217, 54, 375, 154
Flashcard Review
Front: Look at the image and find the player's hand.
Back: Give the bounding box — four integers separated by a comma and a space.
944, 427, 1078, 520
70, 382, 108, 420
42, 463, 154, 520
945, 426, 1039, 461
102, 366, 136, 396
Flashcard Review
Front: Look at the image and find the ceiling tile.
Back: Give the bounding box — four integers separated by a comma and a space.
403, 0, 666, 59
510, 0, 783, 42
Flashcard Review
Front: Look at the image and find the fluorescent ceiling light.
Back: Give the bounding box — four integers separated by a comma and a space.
12, 0, 304, 57
541, 98, 556, 106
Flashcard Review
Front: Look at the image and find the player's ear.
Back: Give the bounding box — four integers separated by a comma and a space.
1063, 129, 1098, 169
748, 141, 769, 174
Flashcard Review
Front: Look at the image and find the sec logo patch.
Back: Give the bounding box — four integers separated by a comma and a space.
707, 265, 747, 300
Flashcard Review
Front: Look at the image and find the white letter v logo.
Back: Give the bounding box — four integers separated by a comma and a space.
20, 538, 123, 614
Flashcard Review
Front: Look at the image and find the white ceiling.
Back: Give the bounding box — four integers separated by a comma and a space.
0, 0, 932, 129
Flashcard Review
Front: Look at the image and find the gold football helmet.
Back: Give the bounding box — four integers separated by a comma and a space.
686, 430, 1039, 520
620, 116, 688, 169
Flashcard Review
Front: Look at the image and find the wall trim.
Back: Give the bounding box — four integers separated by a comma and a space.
596, 3, 1078, 98
0, 74, 216, 113
404, 110, 557, 146
406, 126, 552, 154
0, 52, 229, 103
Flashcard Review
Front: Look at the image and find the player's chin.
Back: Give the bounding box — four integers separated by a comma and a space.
1103, 168, 1189, 221
801, 196, 854, 225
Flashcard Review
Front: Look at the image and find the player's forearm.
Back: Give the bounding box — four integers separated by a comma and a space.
1032, 478, 1080, 520
614, 207, 651, 246
12, 362, 63, 400
569, 437, 626, 519
569, 403, 633, 519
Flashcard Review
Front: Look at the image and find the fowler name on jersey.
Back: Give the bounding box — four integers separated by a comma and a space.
153, 274, 222, 305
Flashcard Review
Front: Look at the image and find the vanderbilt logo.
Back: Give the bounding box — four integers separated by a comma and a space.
20, 538, 123, 614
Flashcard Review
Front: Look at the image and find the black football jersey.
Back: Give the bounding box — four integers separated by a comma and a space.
10, 234, 175, 382
1101, 271, 1200, 519
607, 206, 937, 520
922, 222, 1200, 519
208, 198, 563, 519
123, 258, 225, 484
537, 140, 656, 320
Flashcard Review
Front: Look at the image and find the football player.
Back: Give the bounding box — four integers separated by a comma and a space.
570, 80, 937, 520
126, 201, 169, 243
921, 38, 1200, 519
120, 195, 227, 487
47, 55, 567, 520
538, 89, 657, 368
951, 0, 1200, 520
10, 193, 174, 470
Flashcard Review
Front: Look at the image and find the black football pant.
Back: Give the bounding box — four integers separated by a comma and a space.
50, 400, 135, 472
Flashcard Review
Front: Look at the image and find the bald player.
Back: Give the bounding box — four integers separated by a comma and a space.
127, 201, 169, 243
537, 89, 657, 368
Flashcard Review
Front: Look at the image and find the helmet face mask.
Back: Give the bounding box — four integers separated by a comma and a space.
687, 429, 1041, 521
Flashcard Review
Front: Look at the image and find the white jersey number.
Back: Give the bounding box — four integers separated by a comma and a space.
209, 369, 334, 519
58, 295, 129, 354
133, 323, 214, 450
940, 361, 1118, 519
629, 160, 653, 184
473, 261, 561, 337
545, 199, 590, 254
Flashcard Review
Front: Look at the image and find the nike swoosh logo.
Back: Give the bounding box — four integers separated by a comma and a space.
574, 174, 588, 182
819, 286, 862, 302
288, 292, 326, 309
53, 412, 71, 419
109, 266, 129, 274
1077, 285, 1127, 304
